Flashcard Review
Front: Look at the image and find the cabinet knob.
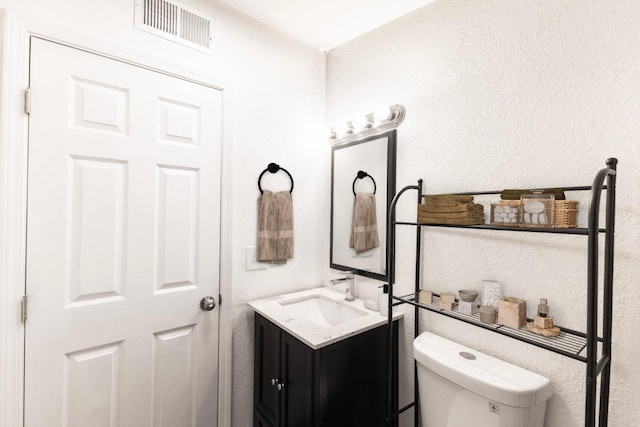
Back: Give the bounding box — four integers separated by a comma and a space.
270, 378, 285, 391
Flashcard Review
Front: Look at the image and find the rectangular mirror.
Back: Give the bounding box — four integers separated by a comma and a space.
330, 130, 396, 281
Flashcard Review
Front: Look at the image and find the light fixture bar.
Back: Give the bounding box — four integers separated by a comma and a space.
329, 104, 406, 144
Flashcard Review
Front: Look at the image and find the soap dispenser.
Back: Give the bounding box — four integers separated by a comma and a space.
379, 284, 389, 317
538, 298, 549, 317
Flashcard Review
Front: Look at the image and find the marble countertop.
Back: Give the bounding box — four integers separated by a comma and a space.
248, 287, 403, 350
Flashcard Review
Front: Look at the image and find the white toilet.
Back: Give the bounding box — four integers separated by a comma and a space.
414, 332, 553, 427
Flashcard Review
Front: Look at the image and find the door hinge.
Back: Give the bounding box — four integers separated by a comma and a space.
21, 295, 28, 324
24, 88, 31, 114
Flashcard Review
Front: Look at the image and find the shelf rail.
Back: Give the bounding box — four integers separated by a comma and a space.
386, 180, 422, 427
586, 158, 617, 427
385, 159, 617, 427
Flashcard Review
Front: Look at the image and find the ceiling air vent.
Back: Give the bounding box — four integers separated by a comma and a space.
135, 0, 214, 54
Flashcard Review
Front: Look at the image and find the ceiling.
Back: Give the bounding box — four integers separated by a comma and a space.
219, 0, 437, 51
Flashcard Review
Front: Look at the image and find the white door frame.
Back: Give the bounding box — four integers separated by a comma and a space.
0, 9, 233, 427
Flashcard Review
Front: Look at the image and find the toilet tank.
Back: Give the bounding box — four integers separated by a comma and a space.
414, 332, 553, 427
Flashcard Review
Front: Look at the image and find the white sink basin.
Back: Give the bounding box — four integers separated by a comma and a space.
279, 294, 368, 327
248, 287, 402, 349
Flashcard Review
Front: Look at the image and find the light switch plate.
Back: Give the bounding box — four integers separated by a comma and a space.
246, 246, 268, 271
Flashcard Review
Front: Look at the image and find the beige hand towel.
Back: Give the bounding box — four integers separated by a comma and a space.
350, 193, 380, 253
257, 191, 293, 263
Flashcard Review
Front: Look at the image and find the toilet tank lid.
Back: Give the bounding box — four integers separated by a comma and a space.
414, 332, 553, 408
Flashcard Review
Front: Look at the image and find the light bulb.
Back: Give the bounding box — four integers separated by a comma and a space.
374, 105, 393, 123
352, 115, 371, 132
334, 122, 351, 137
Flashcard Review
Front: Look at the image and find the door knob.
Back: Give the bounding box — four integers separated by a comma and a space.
200, 296, 216, 311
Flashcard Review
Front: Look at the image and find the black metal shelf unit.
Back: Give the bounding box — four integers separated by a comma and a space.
385, 158, 617, 427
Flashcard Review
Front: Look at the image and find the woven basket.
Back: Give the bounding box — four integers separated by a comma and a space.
554, 200, 579, 228
556, 200, 579, 210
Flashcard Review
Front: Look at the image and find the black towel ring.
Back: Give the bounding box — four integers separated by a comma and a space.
258, 162, 294, 194
352, 170, 377, 195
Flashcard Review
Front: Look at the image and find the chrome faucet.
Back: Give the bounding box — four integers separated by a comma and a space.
329, 271, 355, 301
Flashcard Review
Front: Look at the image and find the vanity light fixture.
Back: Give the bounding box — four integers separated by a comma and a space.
329, 104, 406, 144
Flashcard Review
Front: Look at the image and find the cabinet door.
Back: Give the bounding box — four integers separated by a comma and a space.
316, 322, 398, 427
281, 331, 314, 427
254, 410, 275, 427
255, 315, 281, 426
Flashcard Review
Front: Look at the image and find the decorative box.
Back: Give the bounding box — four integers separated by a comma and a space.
438, 292, 455, 311
440, 292, 456, 304
497, 297, 526, 329
490, 201, 521, 226
534, 315, 555, 329
520, 193, 555, 228
419, 290, 433, 304
439, 301, 454, 311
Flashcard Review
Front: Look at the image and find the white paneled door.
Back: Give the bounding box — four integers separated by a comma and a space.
24, 38, 222, 427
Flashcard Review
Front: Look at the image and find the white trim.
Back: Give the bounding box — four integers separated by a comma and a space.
217, 82, 234, 427
0, 9, 233, 427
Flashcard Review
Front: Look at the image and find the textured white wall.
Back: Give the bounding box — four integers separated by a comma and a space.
0, 1, 326, 426
4, 0, 639, 426
327, 1, 640, 426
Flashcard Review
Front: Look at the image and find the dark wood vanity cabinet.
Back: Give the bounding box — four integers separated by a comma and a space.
253, 313, 398, 427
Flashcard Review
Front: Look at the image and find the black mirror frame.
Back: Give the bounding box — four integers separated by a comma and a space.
330, 129, 397, 282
